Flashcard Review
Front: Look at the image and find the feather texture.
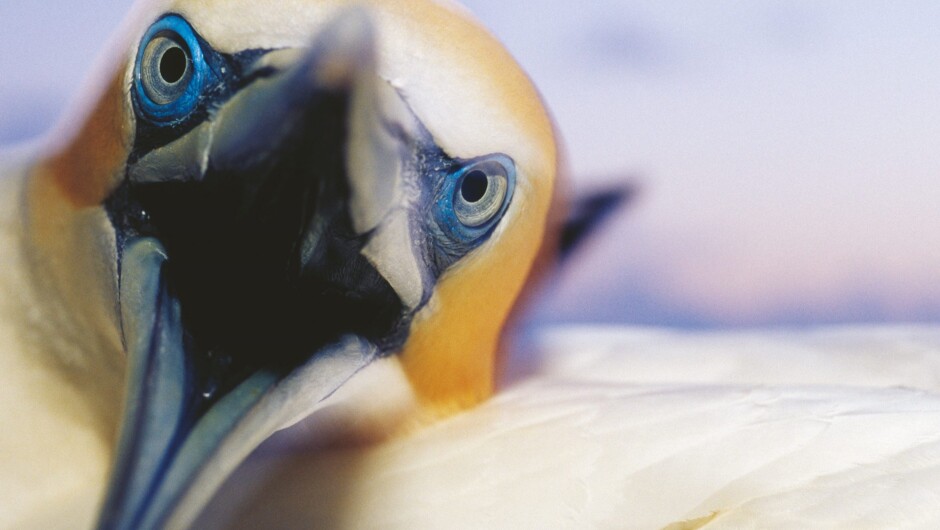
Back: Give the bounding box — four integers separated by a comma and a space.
197, 326, 940, 529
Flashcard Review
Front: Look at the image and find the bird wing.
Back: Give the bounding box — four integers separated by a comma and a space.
197, 325, 940, 529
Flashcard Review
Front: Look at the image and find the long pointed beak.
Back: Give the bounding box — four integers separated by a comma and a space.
99, 240, 376, 530
99, 11, 410, 529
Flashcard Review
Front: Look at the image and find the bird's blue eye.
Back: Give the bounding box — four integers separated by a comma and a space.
134, 15, 207, 122
437, 155, 516, 242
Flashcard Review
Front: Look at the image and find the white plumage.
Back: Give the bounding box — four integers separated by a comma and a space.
188, 326, 940, 529
5, 152, 940, 526
0, 153, 111, 529
2, 1, 938, 528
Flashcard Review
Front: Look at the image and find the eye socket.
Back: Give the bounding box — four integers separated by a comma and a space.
436, 155, 515, 245
140, 34, 193, 105
134, 15, 208, 122
453, 161, 510, 228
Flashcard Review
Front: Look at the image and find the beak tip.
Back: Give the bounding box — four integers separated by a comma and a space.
309, 8, 378, 89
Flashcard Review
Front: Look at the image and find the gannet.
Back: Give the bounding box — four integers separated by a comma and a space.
0, 0, 557, 527
4, 1, 940, 529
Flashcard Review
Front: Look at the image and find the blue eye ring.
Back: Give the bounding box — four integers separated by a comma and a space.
435, 154, 516, 243
134, 15, 207, 123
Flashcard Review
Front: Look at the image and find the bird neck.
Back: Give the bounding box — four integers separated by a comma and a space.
18, 150, 127, 443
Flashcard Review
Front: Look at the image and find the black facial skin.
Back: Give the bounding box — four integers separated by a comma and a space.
105, 15, 504, 421
91, 15, 524, 530
109, 90, 406, 406
130, 45, 271, 161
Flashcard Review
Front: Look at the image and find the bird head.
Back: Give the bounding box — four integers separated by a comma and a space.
25, 0, 558, 527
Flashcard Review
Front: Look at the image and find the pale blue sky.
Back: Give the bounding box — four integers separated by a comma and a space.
4, 1, 940, 327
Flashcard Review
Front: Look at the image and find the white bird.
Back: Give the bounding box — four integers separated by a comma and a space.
1, 0, 558, 527
3, 0, 940, 529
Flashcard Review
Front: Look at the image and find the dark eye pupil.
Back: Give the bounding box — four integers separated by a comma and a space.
460, 170, 488, 203
159, 46, 187, 84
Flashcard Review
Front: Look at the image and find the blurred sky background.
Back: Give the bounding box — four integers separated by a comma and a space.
2, 1, 940, 328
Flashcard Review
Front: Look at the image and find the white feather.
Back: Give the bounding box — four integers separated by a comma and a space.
195, 325, 940, 529
0, 159, 111, 530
